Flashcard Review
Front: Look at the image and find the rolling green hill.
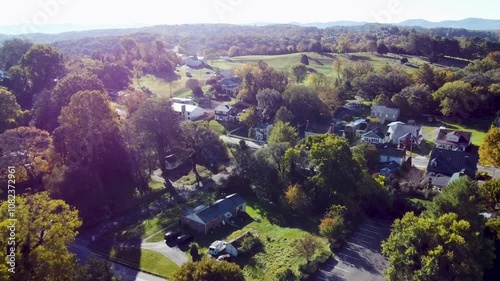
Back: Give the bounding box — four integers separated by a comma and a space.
212, 52, 459, 77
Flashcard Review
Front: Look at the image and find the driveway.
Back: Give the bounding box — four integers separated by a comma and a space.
70, 243, 167, 281
313, 219, 392, 281
139, 241, 188, 266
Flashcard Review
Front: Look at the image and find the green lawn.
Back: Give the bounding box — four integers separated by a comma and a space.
108, 248, 179, 279
176, 165, 212, 186
212, 52, 451, 77
91, 205, 183, 248
183, 204, 330, 281
149, 179, 164, 190
209, 120, 226, 135
421, 118, 490, 146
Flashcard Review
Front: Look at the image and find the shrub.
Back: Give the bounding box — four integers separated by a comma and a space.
239, 235, 263, 255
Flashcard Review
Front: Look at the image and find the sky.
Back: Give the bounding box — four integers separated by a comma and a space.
1, 0, 499, 31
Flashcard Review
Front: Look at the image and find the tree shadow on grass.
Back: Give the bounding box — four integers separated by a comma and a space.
311, 58, 324, 66
349, 55, 372, 61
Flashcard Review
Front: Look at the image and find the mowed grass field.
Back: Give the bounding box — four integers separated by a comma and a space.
212, 52, 455, 77
133, 52, 461, 99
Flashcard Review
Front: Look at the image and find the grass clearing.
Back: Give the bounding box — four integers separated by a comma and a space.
421, 118, 490, 146
183, 204, 330, 281
149, 179, 164, 190
176, 165, 212, 186
209, 120, 226, 135
108, 248, 179, 279
212, 52, 455, 77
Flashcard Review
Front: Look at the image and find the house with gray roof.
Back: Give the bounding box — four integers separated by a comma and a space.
385, 122, 423, 147
361, 128, 385, 144
426, 148, 479, 188
219, 77, 242, 96
371, 105, 400, 123
181, 194, 246, 234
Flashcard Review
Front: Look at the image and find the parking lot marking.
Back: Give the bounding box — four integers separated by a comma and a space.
347, 241, 369, 249
337, 252, 362, 261
370, 220, 388, 227
363, 223, 384, 231
334, 266, 350, 273
320, 269, 347, 280
351, 236, 372, 245
355, 232, 378, 240
359, 226, 381, 235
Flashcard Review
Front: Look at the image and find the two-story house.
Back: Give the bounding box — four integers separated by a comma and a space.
214, 104, 239, 123
172, 103, 205, 121
385, 122, 423, 147
219, 77, 242, 96
435, 128, 472, 151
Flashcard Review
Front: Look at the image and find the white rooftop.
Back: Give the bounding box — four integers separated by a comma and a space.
172, 102, 201, 113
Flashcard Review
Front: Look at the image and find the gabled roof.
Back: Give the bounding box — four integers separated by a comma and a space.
390, 124, 421, 141
427, 148, 479, 178
362, 128, 385, 139
377, 145, 406, 158
372, 105, 400, 116
185, 194, 245, 225
220, 77, 242, 87
435, 128, 472, 145
172, 103, 203, 113
214, 104, 233, 112
378, 161, 401, 175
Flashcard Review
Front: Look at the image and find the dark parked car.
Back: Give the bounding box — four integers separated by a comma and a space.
164, 231, 180, 241
177, 234, 194, 245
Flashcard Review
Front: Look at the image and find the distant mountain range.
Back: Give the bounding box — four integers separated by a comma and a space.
398, 18, 500, 30
0, 18, 499, 37
291, 18, 500, 30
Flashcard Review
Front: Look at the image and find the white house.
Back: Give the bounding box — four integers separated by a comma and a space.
385, 122, 422, 146
172, 102, 205, 121
361, 128, 385, 144
371, 105, 400, 123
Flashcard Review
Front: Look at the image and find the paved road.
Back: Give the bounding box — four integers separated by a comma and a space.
70, 243, 167, 281
313, 219, 392, 281
410, 155, 430, 170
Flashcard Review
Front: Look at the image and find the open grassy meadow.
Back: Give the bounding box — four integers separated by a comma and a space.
212, 52, 457, 77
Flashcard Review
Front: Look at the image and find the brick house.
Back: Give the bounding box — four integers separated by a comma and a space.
181, 194, 246, 234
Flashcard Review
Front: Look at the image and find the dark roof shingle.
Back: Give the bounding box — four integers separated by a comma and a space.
427, 148, 478, 178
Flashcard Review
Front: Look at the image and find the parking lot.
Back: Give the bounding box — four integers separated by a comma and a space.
314, 219, 392, 281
